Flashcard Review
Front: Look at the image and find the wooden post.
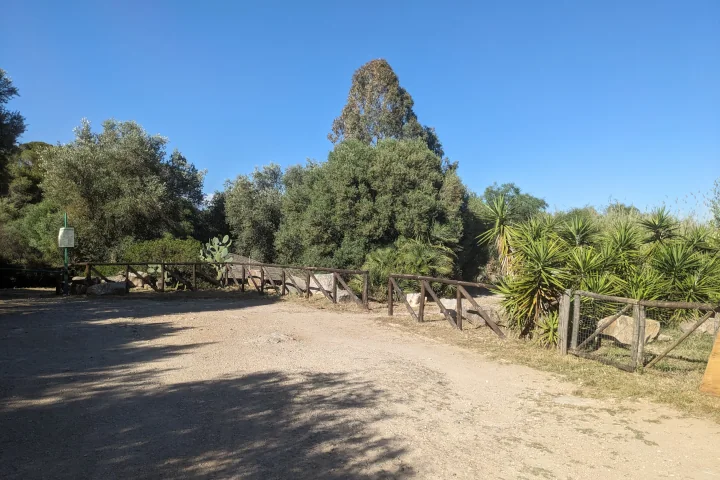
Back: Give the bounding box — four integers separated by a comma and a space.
571, 293, 581, 349
159, 263, 165, 292
362, 272, 369, 309
332, 273, 338, 304
85, 264, 91, 286
418, 281, 425, 322
388, 278, 394, 316
456, 287, 463, 330
260, 268, 264, 294
241, 265, 246, 292
634, 305, 646, 370
192, 264, 197, 291
124, 264, 130, 293
281, 269, 286, 296
305, 271, 311, 299
630, 304, 642, 367
558, 291, 571, 354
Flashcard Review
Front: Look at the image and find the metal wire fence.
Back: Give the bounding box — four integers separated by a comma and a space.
560, 290, 718, 373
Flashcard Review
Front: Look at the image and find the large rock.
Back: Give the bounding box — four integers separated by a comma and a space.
286, 273, 352, 302
601, 315, 660, 345
437, 298, 488, 325
680, 314, 720, 336
407, 293, 422, 307
87, 282, 127, 296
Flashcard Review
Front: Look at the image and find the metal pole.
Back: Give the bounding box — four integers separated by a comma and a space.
63, 212, 69, 295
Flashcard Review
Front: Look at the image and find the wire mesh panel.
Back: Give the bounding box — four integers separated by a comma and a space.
572, 295, 638, 371
568, 290, 718, 374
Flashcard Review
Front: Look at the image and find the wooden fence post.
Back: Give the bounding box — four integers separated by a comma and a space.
456, 286, 463, 330
159, 263, 165, 292
305, 271, 311, 299
634, 305, 646, 370
332, 273, 338, 304
241, 265, 246, 292
260, 268, 264, 294
571, 292, 581, 349
558, 291, 571, 354
281, 269, 286, 296
388, 278, 394, 316
418, 281, 425, 322
124, 264, 130, 294
362, 272, 369, 309
192, 264, 197, 291
85, 264, 91, 286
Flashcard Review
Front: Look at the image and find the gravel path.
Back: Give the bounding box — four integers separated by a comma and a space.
1, 294, 719, 479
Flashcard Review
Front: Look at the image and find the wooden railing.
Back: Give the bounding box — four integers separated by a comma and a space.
70, 261, 369, 309
387, 274, 504, 338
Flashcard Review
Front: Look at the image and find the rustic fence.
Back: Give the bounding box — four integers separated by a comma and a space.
70, 261, 369, 309
559, 290, 719, 372
387, 274, 505, 338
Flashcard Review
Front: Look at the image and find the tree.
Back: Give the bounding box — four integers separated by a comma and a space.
0, 69, 27, 194
7, 142, 51, 210
41, 119, 204, 260
329, 59, 443, 157
482, 183, 547, 222
275, 139, 466, 269
224, 164, 283, 262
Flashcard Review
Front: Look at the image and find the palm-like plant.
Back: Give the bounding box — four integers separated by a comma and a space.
559, 216, 599, 248
566, 247, 606, 289
495, 232, 568, 335
639, 207, 678, 245
477, 194, 514, 276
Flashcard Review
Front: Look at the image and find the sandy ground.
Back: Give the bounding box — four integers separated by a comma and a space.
1, 292, 719, 479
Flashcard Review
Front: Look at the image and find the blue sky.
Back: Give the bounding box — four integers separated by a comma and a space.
2, 0, 719, 216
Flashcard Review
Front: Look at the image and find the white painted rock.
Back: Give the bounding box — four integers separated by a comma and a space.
601, 315, 660, 345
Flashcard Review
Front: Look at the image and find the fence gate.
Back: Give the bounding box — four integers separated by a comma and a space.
560, 290, 719, 373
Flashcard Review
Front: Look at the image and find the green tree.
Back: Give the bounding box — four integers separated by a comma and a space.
41, 119, 204, 260
7, 142, 51, 210
0, 69, 27, 194
329, 59, 443, 157
276, 139, 464, 269
224, 164, 283, 262
482, 182, 547, 222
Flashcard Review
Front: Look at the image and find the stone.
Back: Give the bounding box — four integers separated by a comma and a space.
128, 271, 150, 288
601, 315, 660, 345
438, 298, 487, 325
87, 282, 127, 296
679, 315, 720, 336
406, 293, 422, 307
657, 334, 672, 342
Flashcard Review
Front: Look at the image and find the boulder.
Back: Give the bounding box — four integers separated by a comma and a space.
438, 298, 487, 325
128, 271, 150, 288
407, 293, 422, 307
680, 315, 720, 336
87, 282, 127, 296
601, 315, 660, 345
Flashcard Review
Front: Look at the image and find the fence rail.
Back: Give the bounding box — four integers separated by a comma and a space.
560, 289, 719, 372
68, 261, 369, 309
387, 274, 504, 338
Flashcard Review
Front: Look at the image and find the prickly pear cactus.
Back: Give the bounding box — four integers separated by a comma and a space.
200, 235, 233, 279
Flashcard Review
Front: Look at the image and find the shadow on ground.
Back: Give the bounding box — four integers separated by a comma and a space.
0, 294, 410, 479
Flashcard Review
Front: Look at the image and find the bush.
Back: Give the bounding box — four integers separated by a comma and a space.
120, 235, 201, 264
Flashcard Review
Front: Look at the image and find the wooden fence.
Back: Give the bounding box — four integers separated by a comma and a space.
387, 274, 505, 338
70, 261, 369, 309
559, 289, 719, 371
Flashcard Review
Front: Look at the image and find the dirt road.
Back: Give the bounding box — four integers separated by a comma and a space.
1, 294, 719, 479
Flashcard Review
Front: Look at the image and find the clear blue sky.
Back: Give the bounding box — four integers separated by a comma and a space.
2, 0, 719, 216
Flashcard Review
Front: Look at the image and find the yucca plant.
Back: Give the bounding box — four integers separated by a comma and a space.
477, 194, 514, 277
495, 231, 568, 335
639, 207, 678, 245
566, 247, 605, 289
535, 311, 559, 348
559, 215, 599, 248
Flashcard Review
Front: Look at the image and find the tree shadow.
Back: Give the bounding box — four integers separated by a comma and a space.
0, 294, 412, 479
